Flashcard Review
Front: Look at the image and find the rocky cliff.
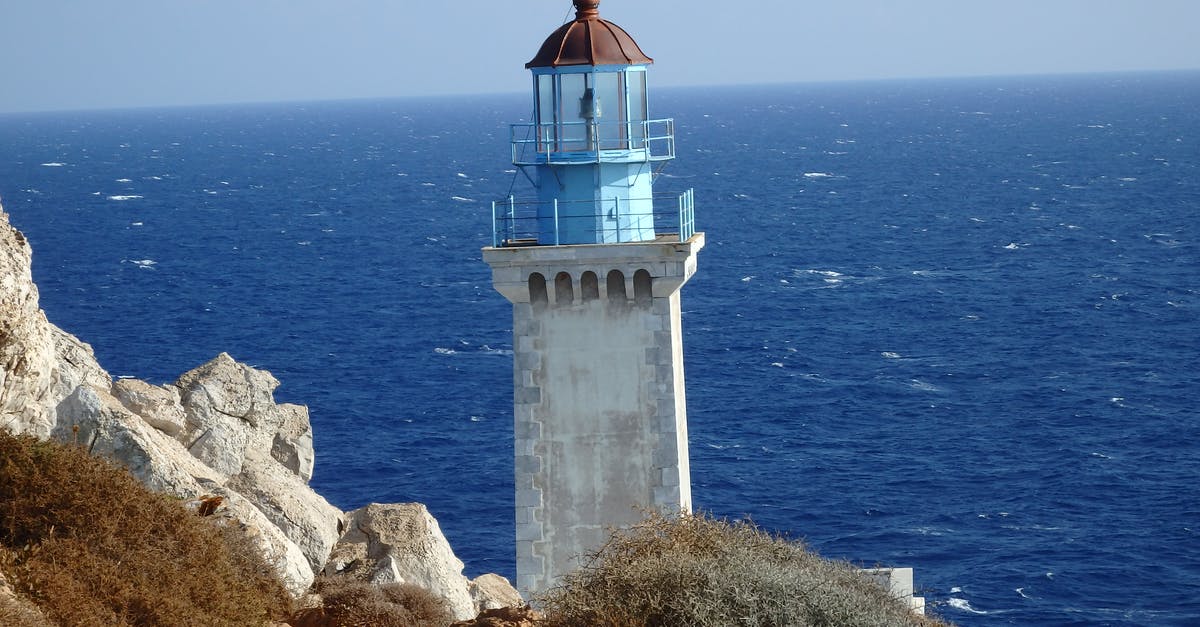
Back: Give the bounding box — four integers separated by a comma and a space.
0, 203, 518, 621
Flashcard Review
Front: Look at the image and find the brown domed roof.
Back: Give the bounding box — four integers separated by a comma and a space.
526, 0, 653, 68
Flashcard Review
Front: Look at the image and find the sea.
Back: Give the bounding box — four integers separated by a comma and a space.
1, 71, 1197, 625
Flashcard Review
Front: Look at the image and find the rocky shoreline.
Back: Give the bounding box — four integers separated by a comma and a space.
0, 203, 520, 621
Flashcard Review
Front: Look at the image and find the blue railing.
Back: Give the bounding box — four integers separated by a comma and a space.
510, 119, 675, 165
490, 189, 697, 248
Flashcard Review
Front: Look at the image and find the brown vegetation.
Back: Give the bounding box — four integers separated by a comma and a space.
537, 512, 952, 627
0, 429, 293, 626
290, 576, 455, 627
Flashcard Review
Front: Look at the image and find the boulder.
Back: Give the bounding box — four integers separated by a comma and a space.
326, 503, 477, 621
226, 449, 343, 574
191, 482, 316, 596
173, 352, 286, 476
450, 606, 543, 627
469, 574, 523, 613
112, 377, 187, 437
52, 384, 222, 498
271, 403, 315, 482
50, 325, 110, 407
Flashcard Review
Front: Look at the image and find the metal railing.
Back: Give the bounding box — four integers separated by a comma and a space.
510, 118, 675, 165
491, 189, 696, 248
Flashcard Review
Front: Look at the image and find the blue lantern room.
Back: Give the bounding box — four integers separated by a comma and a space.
492, 0, 695, 247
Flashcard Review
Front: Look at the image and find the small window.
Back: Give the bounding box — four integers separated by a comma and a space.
633, 269, 652, 306
529, 273, 548, 307
555, 272, 574, 305
607, 270, 627, 301
581, 271, 600, 302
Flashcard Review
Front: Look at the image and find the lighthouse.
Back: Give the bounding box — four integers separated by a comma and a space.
482, 0, 704, 596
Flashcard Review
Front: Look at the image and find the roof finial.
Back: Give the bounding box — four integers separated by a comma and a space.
574, 0, 600, 20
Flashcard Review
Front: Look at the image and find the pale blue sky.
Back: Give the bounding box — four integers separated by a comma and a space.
1, 0, 1197, 113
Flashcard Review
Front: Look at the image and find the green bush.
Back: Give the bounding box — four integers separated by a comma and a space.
0, 429, 293, 626
538, 512, 951, 627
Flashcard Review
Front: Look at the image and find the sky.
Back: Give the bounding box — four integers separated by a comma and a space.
1, 0, 1198, 114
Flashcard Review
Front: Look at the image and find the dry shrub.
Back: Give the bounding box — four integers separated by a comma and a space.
0, 430, 292, 626
538, 512, 952, 627
0, 551, 53, 627
291, 577, 454, 626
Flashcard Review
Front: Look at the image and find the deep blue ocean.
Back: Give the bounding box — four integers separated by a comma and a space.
2, 72, 1198, 625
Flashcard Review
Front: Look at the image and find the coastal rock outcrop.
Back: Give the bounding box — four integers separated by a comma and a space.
0, 204, 518, 614
323, 503, 521, 621
324, 503, 478, 621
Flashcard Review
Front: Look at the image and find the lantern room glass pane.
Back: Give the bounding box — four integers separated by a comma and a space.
559, 73, 587, 151
594, 72, 621, 149
628, 71, 647, 147
537, 74, 555, 150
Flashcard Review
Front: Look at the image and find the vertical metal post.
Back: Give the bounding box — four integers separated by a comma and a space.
614, 197, 621, 243
508, 195, 516, 243
553, 198, 560, 246
492, 200, 499, 247
678, 193, 683, 243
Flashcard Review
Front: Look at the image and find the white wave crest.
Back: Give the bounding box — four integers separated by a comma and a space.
947, 598, 987, 614
108, 195, 143, 201
451, 196, 474, 202
803, 172, 833, 178
40, 162, 66, 167
433, 347, 457, 355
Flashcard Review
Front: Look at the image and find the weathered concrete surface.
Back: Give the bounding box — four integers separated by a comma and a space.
484, 235, 703, 596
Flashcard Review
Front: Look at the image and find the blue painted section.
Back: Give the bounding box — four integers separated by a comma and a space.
534, 161, 654, 244
490, 190, 695, 248
499, 55, 683, 246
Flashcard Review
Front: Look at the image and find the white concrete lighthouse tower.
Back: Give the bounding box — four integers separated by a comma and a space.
482, 0, 704, 596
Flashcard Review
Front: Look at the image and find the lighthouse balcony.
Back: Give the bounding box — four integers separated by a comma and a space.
511, 119, 675, 165
491, 189, 695, 248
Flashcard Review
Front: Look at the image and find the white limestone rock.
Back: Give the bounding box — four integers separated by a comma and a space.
51, 384, 222, 497
0, 210, 500, 607
0, 205, 64, 438
271, 403, 315, 482
173, 352, 284, 476
327, 503, 477, 621
50, 324, 110, 406
0, 205, 112, 440
469, 573, 524, 612
194, 482, 316, 596
226, 448, 343, 574
112, 377, 187, 437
